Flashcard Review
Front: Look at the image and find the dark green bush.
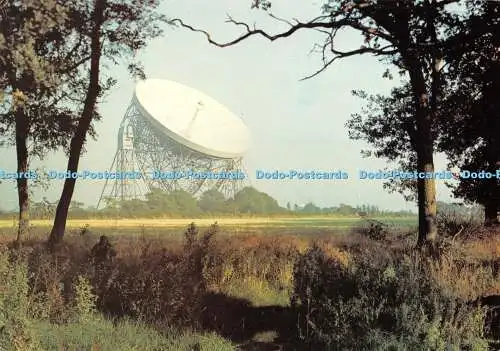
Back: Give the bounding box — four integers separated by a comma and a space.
95, 223, 217, 328
352, 219, 390, 241
291, 246, 488, 350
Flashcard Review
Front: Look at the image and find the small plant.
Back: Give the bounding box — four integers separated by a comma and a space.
73, 275, 97, 324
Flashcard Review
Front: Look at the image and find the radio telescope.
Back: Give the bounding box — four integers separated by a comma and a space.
97, 79, 251, 208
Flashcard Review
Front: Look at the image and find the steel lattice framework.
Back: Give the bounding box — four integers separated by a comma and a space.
97, 102, 247, 209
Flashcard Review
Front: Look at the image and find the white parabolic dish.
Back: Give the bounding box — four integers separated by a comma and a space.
133, 79, 251, 159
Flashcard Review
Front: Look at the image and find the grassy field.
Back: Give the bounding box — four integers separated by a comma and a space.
0, 216, 417, 240
0, 216, 417, 229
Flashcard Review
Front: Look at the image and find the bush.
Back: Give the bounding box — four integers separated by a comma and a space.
95, 223, 217, 327
291, 245, 489, 350
352, 219, 389, 242
0, 238, 234, 351
72, 275, 97, 324
0, 249, 41, 351
437, 207, 483, 240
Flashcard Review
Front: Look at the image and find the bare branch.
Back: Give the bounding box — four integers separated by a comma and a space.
299, 56, 336, 81
300, 46, 396, 81
225, 15, 251, 32
172, 9, 398, 81
172, 16, 350, 47
268, 13, 295, 27
436, 0, 458, 8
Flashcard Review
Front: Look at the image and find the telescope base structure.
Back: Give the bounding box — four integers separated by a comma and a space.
97, 103, 248, 209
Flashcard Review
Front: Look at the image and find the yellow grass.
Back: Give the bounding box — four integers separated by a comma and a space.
0, 216, 417, 229
0, 217, 365, 228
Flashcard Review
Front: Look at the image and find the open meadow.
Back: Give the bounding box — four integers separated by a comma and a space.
0, 216, 417, 241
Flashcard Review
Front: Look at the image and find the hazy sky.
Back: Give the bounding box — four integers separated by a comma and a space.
0, 0, 456, 211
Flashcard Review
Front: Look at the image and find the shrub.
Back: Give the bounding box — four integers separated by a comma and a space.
291, 245, 489, 350
26, 245, 81, 323
95, 223, 217, 327
72, 275, 97, 323
437, 207, 483, 240
0, 249, 41, 351
352, 219, 390, 242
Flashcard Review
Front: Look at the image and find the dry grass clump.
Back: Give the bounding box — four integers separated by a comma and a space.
462, 227, 500, 261
427, 226, 500, 299
315, 240, 351, 267
203, 234, 300, 297
0, 245, 235, 350
428, 254, 495, 301
6, 223, 217, 330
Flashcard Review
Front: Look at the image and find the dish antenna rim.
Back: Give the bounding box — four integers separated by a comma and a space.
133, 78, 251, 159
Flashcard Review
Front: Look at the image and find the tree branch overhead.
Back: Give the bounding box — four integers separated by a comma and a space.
172, 9, 397, 80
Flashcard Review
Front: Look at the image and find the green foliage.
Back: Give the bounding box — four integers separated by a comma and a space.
354, 219, 389, 241
251, 0, 271, 11
35, 317, 235, 350
144, 187, 177, 213
98, 186, 288, 218
0, 186, 416, 220
345, 2, 499, 213
72, 275, 97, 324
0, 1, 86, 154
292, 246, 489, 350
0, 250, 40, 351
300, 202, 322, 214
170, 190, 201, 216
437, 2, 500, 215
198, 188, 228, 213
347, 85, 418, 202
141, 188, 201, 217
229, 186, 283, 214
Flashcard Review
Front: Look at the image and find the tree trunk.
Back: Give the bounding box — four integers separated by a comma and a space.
407, 58, 438, 247
15, 108, 29, 246
415, 114, 438, 246
48, 0, 106, 249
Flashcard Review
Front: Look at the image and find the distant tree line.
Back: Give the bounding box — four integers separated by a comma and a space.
0, 186, 416, 219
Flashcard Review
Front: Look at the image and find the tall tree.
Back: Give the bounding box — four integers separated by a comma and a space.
48, 0, 167, 248
0, 1, 79, 244
348, 1, 499, 226
174, 0, 465, 247
438, 0, 499, 225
